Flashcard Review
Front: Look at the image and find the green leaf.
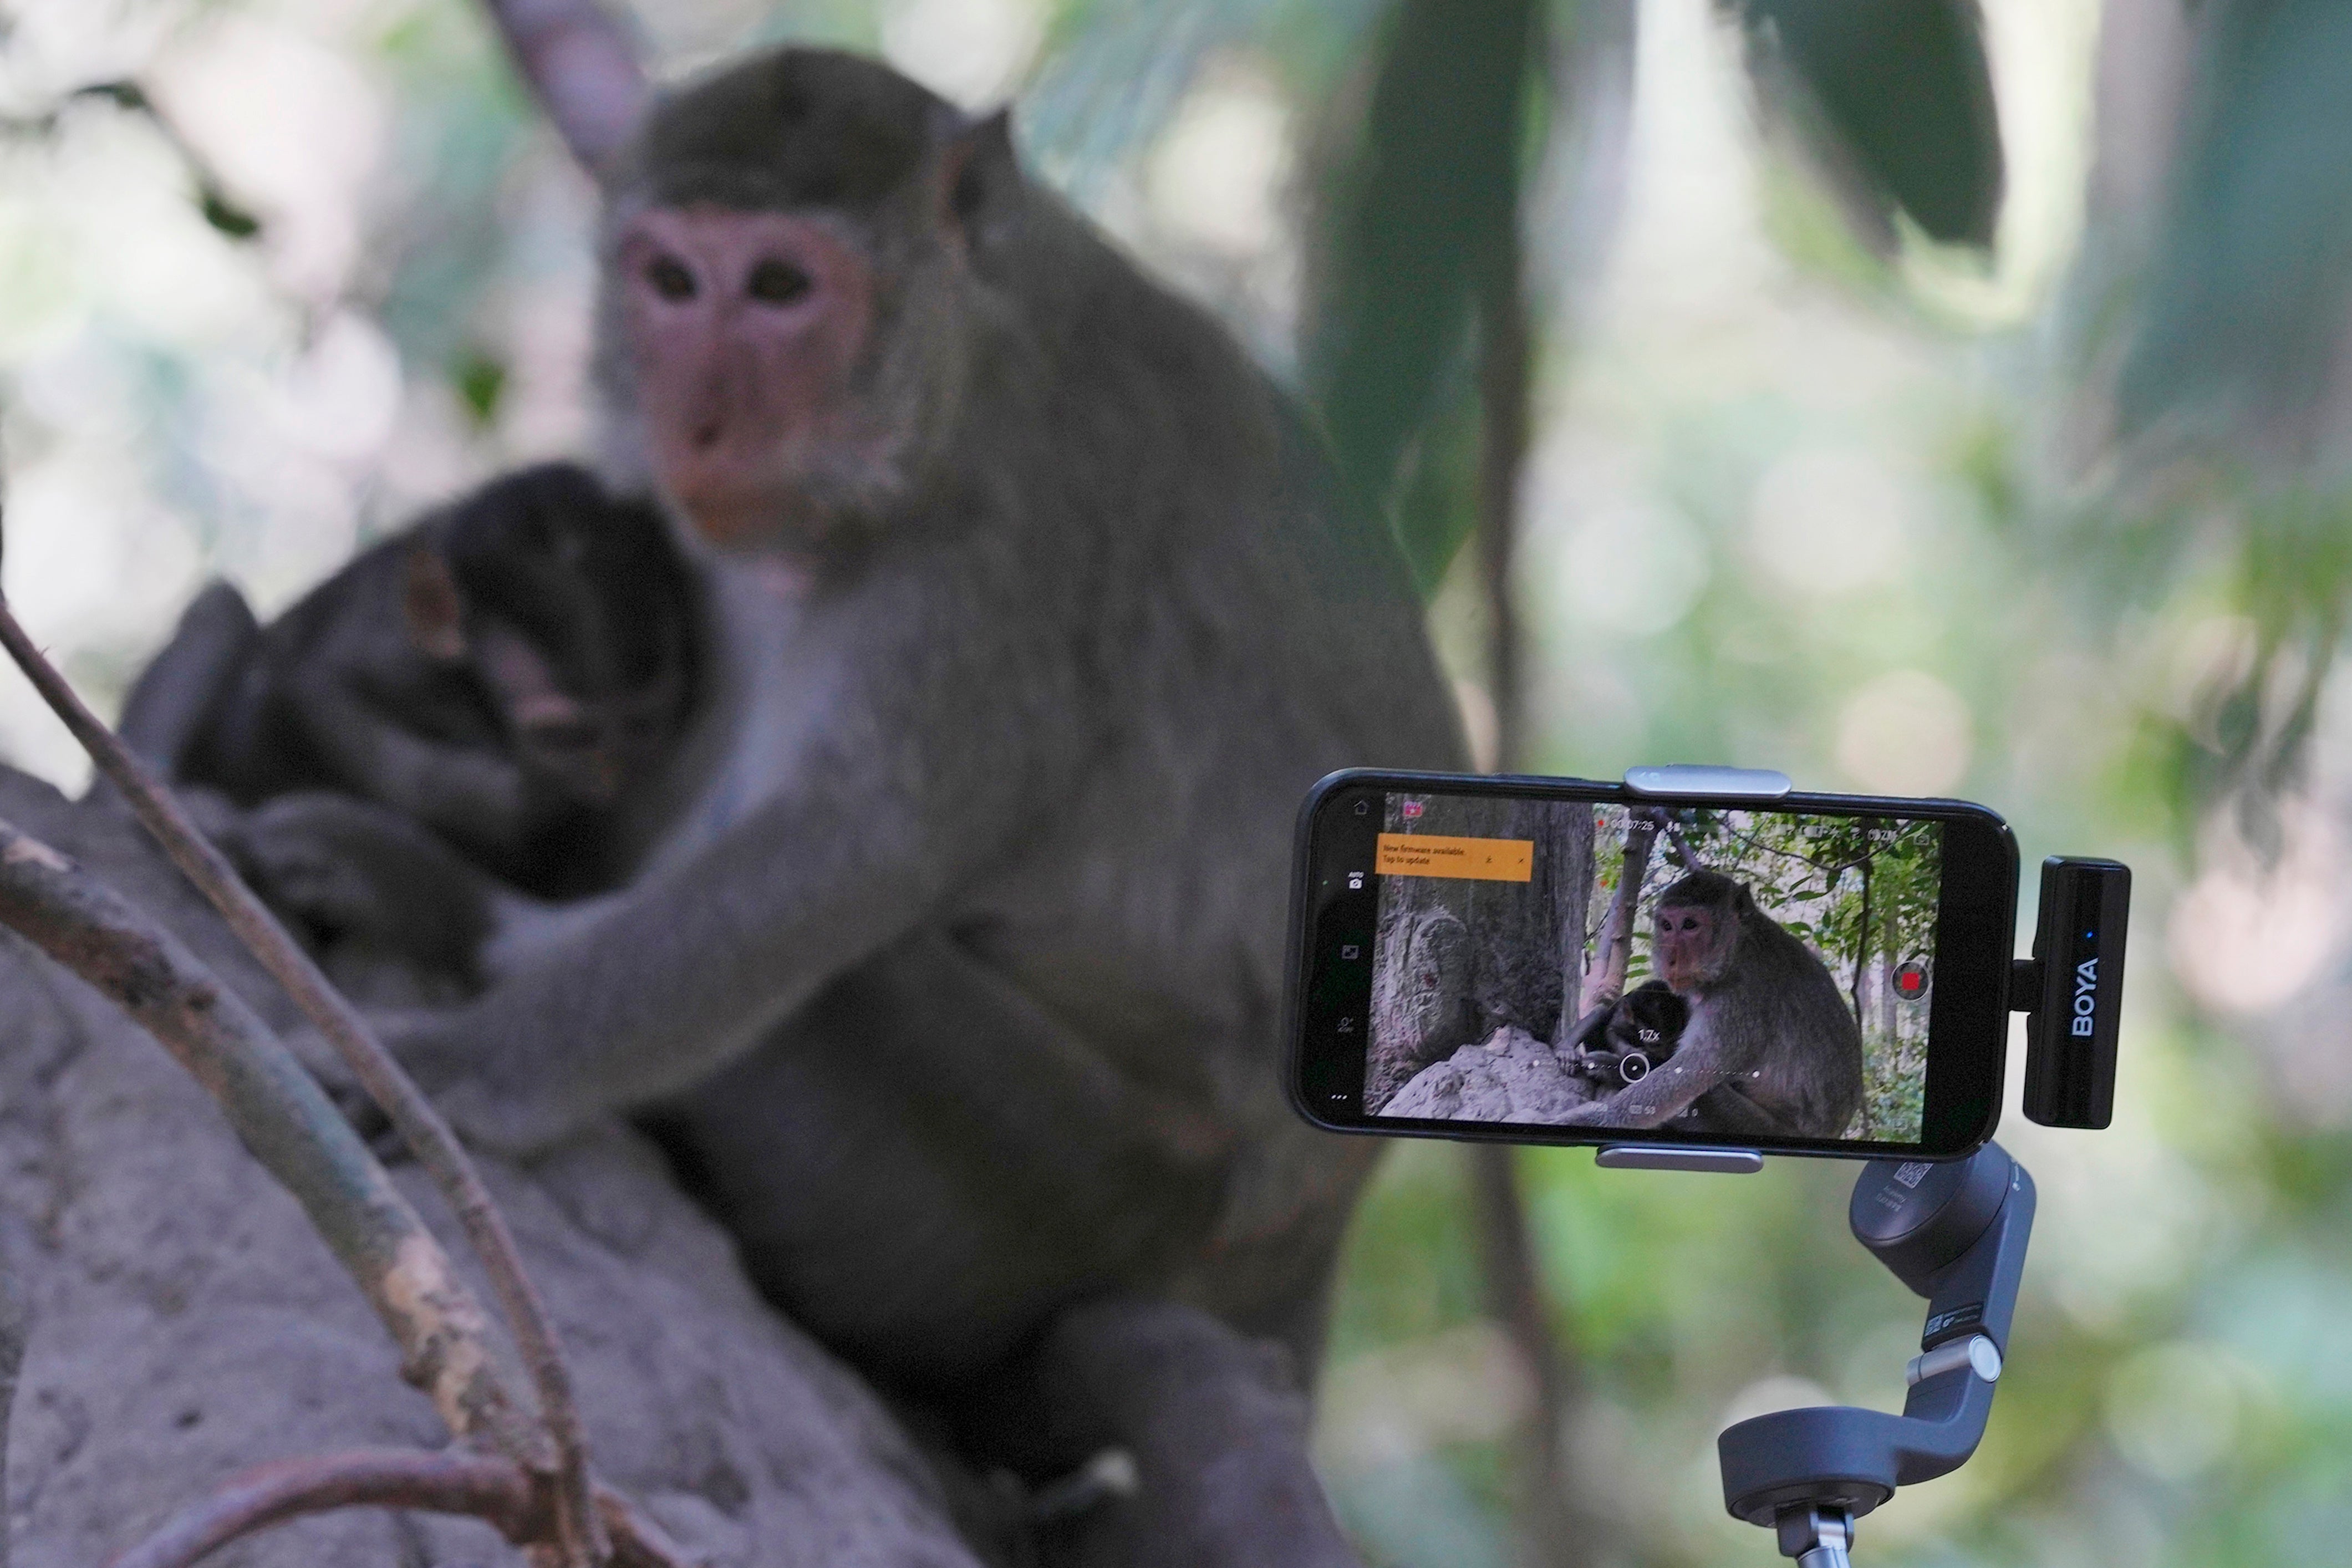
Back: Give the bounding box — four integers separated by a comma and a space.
1302, 0, 1542, 592
1726, 0, 2002, 251
2117, 0, 2352, 447
454, 350, 508, 430
197, 184, 262, 241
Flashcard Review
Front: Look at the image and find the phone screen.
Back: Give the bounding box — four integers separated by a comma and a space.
1289, 773, 2017, 1158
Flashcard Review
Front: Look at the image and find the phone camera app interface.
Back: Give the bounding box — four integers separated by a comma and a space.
1361, 795, 1944, 1144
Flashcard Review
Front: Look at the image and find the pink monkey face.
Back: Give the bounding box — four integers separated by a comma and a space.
617, 206, 878, 553
1654, 903, 1722, 992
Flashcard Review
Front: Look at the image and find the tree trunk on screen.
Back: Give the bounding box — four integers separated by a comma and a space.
1850, 854, 1874, 1027
1366, 794, 1594, 1109
1560, 812, 1658, 1050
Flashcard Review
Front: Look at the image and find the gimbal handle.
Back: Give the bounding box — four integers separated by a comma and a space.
1716, 1142, 2034, 1563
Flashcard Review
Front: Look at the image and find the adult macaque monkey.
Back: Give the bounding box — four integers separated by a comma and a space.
249, 24, 1463, 1566
1560, 870, 1864, 1137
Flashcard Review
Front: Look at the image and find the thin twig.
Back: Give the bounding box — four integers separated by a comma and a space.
0, 81, 264, 242
0, 602, 605, 1567
105, 1450, 539, 1568
0, 816, 537, 1459
105, 1449, 692, 1568
104, 1457, 686, 1568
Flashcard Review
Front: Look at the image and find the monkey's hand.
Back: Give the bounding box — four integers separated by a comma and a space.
364, 1010, 600, 1155
287, 678, 545, 866
278, 1014, 447, 1159
272, 1007, 589, 1173
286, 1010, 577, 1160
221, 792, 503, 987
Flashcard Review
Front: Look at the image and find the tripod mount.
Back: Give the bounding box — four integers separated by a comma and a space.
1715, 1141, 2033, 1566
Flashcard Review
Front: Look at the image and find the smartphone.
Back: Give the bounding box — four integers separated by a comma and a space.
1287, 771, 2019, 1159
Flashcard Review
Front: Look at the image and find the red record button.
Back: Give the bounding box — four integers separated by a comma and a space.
1893, 961, 1928, 999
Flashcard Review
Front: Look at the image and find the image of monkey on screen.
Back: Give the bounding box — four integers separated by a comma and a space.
1368, 796, 1941, 1142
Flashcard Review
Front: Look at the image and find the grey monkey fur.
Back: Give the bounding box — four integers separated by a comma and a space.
1559, 871, 1865, 1137
391, 46, 1466, 1372
164, 45, 1467, 1566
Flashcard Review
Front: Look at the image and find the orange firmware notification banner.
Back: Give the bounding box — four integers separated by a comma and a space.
1376, 833, 1535, 882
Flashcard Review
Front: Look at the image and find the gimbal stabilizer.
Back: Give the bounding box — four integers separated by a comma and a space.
1717, 1142, 2031, 1567
1611, 770, 2130, 1566
1713, 852, 2126, 1565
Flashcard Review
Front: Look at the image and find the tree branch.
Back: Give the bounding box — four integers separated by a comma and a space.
1, 82, 265, 242
105, 1449, 694, 1568
477, 0, 650, 175
0, 815, 538, 1462
1463, 42, 1613, 1564
0, 600, 604, 1566
105, 1450, 539, 1568
1575, 814, 1659, 1027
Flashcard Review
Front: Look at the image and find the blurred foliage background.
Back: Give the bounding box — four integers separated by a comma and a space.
3, 0, 2351, 1563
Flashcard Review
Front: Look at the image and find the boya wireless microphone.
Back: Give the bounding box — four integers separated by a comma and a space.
2014, 857, 2131, 1129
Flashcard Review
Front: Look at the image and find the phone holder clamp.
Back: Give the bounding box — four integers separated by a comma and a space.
1715, 1141, 2034, 1565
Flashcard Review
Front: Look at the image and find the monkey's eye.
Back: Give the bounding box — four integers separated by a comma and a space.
645, 255, 698, 301
746, 257, 813, 306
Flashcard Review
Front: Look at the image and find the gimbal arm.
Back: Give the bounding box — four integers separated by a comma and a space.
1716, 1142, 2035, 1564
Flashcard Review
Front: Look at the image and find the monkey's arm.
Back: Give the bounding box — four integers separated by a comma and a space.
1554, 1004, 1750, 1128
1553, 1051, 1740, 1127
285, 671, 541, 856
385, 568, 1080, 1152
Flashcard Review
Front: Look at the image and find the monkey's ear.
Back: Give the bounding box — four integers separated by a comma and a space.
401, 544, 470, 662
938, 108, 1017, 249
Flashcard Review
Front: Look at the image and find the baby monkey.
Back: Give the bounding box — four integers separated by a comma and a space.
1567, 979, 1689, 1088
121, 462, 701, 902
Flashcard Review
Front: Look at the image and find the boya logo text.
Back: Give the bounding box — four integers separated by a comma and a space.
2070, 958, 2098, 1037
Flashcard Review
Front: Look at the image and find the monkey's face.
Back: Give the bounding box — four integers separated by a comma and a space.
604, 51, 1021, 564
616, 206, 892, 554
417, 465, 699, 813
471, 623, 655, 808
1654, 902, 1731, 992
